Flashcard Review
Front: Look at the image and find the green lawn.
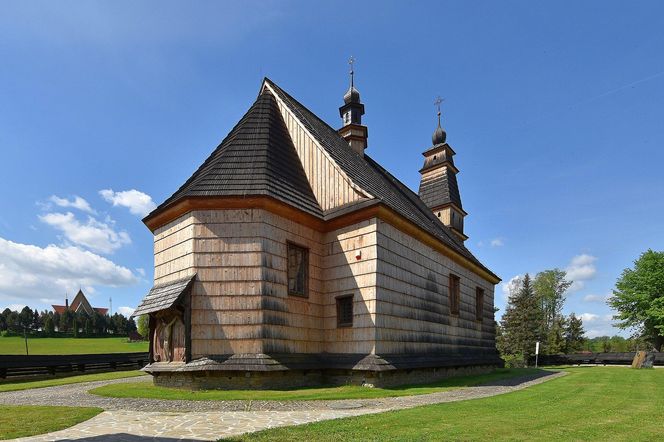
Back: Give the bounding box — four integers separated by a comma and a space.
0, 405, 102, 440
223, 367, 664, 441
0, 370, 146, 393
90, 368, 539, 401
0, 336, 148, 355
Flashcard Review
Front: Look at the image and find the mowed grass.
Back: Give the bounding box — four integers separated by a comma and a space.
90, 368, 539, 401
0, 405, 102, 440
223, 367, 664, 441
0, 336, 148, 355
0, 370, 146, 393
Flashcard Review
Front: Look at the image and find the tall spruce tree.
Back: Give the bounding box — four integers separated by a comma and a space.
565, 313, 585, 352
498, 274, 543, 366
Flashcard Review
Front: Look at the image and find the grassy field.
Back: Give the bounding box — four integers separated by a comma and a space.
0, 405, 102, 440
0, 370, 145, 393
90, 368, 539, 401
223, 367, 664, 441
0, 336, 148, 355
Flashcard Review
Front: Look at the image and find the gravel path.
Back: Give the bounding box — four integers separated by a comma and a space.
4, 370, 566, 441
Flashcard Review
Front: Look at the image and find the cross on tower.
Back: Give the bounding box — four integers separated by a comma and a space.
348, 56, 355, 87
434, 96, 445, 126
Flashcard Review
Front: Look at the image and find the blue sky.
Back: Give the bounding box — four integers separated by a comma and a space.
1, 1, 662, 337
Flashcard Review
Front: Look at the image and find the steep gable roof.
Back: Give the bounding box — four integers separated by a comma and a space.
147, 78, 497, 281
152, 90, 322, 218
52, 290, 108, 315
264, 79, 493, 275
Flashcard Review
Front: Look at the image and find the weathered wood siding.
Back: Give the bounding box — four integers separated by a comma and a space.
268, 83, 371, 211
151, 208, 493, 360
153, 213, 196, 285
189, 210, 266, 357
374, 219, 496, 354
321, 218, 378, 354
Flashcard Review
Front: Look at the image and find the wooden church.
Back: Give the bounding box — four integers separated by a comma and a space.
133, 70, 502, 389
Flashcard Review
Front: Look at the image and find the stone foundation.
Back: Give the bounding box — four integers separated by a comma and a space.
151, 364, 500, 390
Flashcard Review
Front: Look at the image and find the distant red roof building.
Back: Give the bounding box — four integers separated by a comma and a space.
52, 290, 108, 316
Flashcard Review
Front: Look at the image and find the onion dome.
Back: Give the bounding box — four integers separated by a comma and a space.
344, 85, 361, 104
432, 124, 446, 145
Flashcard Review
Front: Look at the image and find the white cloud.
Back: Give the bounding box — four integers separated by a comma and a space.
49, 195, 96, 214
100, 189, 156, 217
3, 303, 26, 312
490, 237, 505, 247
566, 254, 597, 291
580, 313, 599, 322
579, 313, 617, 338
583, 294, 610, 303
135, 268, 146, 277
39, 212, 131, 254
501, 274, 523, 300
117, 306, 135, 317
38, 298, 61, 305
0, 237, 138, 307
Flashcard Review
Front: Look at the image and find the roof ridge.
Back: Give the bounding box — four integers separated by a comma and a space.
364, 154, 467, 250
265, 78, 496, 279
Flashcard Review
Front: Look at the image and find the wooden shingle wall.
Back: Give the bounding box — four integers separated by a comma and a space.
152, 209, 494, 360
152, 209, 379, 358
250, 209, 325, 354
374, 219, 496, 354
153, 213, 196, 285
321, 218, 378, 354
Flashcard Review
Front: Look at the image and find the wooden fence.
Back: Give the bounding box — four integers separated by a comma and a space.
535, 352, 664, 366
0, 352, 148, 379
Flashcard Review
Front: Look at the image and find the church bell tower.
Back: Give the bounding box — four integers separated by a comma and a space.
418, 97, 468, 241
338, 56, 368, 155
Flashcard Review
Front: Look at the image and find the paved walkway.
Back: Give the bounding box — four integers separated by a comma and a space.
3, 370, 566, 441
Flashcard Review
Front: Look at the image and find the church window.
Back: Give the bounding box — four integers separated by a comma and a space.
475, 287, 484, 321
336, 295, 354, 327
448, 274, 460, 315
287, 242, 309, 297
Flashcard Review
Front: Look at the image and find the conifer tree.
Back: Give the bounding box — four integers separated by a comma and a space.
564, 313, 585, 352
498, 274, 543, 366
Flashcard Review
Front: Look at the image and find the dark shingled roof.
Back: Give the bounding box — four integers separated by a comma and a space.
264, 79, 493, 275
418, 163, 463, 211
152, 90, 322, 218
146, 78, 496, 280
132, 275, 195, 317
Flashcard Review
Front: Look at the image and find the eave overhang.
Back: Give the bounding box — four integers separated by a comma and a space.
143, 195, 500, 284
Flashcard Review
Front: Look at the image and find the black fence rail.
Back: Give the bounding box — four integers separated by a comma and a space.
0, 352, 149, 379
535, 352, 664, 366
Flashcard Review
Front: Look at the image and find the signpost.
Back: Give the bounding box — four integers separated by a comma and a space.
23, 325, 29, 356
535, 341, 540, 368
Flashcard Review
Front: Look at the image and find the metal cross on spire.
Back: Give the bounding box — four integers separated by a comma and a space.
434, 96, 444, 127
348, 56, 356, 87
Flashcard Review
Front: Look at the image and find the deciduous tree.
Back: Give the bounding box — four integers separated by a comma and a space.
609, 249, 664, 351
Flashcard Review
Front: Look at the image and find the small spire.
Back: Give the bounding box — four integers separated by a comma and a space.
432, 96, 447, 145
434, 96, 444, 127
349, 56, 355, 88
343, 56, 361, 105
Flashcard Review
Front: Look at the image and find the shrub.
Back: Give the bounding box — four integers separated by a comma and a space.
502, 353, 527, 368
